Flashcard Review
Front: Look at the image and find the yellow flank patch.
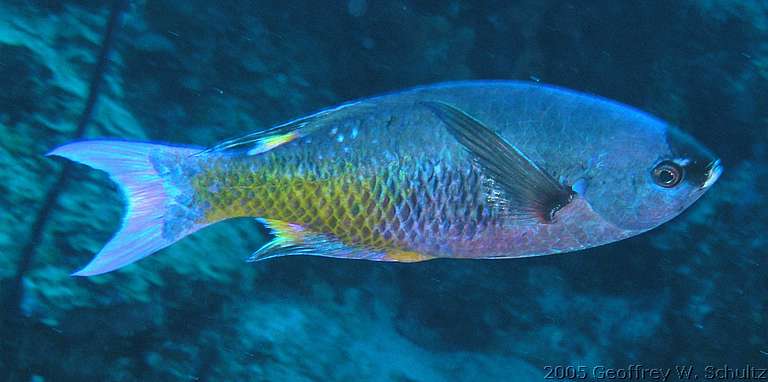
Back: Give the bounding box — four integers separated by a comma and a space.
243, 132, 300, 156
261, 218, 305, 241
385, 250, 434, 262
262, 132, 298, 150
192, 158, 401, 250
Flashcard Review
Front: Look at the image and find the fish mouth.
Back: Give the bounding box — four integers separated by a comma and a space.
700, 159, 723, 189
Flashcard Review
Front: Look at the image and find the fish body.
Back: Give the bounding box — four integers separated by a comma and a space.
49, 81, 722, 276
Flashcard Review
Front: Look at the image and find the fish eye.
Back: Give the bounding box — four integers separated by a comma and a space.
652, 160, 684, 188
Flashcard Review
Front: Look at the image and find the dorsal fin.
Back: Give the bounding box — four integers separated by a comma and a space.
199, 101, 367, 156
422, 101, 574, 223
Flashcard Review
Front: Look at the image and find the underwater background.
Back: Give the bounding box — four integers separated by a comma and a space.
0, 0, 766, 381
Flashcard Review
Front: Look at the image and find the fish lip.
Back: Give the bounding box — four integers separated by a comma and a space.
700, 159, 723, 189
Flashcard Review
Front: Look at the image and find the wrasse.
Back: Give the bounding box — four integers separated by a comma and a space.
48, 81, 722, 276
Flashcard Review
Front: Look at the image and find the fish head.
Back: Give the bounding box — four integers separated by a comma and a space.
582, 123, 722, 232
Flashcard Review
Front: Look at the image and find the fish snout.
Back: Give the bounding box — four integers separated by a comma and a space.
700, 159, 723, 189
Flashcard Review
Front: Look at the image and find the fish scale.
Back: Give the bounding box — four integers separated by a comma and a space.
191, 150, 494, 255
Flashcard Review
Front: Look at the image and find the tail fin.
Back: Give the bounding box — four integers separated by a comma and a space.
47, 140, 207, 276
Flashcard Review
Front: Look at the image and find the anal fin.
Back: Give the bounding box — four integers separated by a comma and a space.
383, 250, 435, 263
249, 218, 385, 262
249, 219, 310, 261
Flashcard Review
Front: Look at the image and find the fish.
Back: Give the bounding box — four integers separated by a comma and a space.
47, 81, 723, 276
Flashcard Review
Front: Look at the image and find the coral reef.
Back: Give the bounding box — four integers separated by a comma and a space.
0, 0, 765, 381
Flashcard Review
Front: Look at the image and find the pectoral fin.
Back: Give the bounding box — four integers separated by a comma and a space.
422, 101, 573, 223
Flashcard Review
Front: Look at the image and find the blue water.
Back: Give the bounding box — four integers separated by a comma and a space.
0, 1, 766, 381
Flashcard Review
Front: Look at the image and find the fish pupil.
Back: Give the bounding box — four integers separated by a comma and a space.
659, 170, 675, 183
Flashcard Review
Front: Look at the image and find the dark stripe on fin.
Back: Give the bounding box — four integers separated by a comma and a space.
422, 101, 573, 223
